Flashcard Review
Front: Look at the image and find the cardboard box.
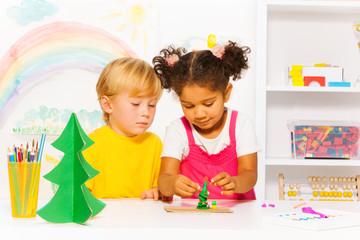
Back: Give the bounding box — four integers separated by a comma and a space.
289, 66, 344, 86
302, 67, 343, 83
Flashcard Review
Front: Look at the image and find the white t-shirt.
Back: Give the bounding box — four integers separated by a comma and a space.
161, 109, 261, 161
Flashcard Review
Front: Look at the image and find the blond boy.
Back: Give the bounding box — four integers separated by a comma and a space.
83, 58, 163, 199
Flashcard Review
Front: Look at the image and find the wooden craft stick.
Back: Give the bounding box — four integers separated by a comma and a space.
164, 206, 233, 213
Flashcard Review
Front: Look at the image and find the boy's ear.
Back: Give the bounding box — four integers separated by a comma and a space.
224, 83, 233, 103
100, 95, 112, 114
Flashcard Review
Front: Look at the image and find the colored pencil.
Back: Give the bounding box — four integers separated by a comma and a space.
14, 146, 17, 162
7, 148, 11, 162
29, 151, 35, 162
17, 150, 22, 163
37, 130, 46, 162
25, 143, 29, 162
34, 141, 38, 162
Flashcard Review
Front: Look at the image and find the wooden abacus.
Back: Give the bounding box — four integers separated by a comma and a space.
279, 173, 360, 201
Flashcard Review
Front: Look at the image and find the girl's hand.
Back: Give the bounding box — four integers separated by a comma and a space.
173, 175, 200, 198
140, 187, 160, 201
210, 172, 236, 195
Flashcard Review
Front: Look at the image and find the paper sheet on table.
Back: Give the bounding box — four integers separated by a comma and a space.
264, 209, 360, 231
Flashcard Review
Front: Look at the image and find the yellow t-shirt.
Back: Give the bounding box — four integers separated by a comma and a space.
83, 126, 162, 198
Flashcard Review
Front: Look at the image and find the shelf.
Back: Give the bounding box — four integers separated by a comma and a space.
256, 0, 360, 200
268, 0, 360, 13
265, 158, 360, 166
266, 86, 360, 93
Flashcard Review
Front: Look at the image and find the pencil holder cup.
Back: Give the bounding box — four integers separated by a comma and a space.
7, 162, 41, 218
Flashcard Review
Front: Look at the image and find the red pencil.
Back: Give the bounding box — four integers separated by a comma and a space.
17, 150, 22, 162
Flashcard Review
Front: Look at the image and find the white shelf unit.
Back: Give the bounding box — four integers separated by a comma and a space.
255, 0, 360, 200
266, 158, 360, 166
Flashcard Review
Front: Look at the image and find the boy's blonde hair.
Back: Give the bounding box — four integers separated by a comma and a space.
96, 57, 162, 124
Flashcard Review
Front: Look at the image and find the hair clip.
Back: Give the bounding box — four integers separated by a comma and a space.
207, 34, 217, 49
165, 54, 179, 67
207, 34, 225, 59
211, 45, 225, 59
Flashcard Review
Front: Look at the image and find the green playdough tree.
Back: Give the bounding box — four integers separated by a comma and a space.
197, 176, 210, 209
37, 113, 106, 224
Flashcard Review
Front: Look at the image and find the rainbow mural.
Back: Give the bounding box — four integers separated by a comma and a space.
0, 21, 138, 127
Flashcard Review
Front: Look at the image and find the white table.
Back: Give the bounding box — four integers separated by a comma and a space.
1, 199, 360, 239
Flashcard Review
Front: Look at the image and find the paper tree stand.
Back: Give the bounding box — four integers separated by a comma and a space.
37, 113, 106, 224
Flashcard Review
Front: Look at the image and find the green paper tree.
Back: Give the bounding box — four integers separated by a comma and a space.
196, 176, 210, 209
37, 113, 106, 224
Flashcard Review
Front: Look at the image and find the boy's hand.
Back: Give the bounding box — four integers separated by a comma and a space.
140, 187, 160, 201
173, 175, 200, 198
210, 172, 236, 195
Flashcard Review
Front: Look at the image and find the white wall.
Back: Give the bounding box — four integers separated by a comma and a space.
0, 0, 257, 199
151, 0, 257, 139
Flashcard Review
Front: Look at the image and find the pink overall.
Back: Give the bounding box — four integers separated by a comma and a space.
179, 111, 256, 200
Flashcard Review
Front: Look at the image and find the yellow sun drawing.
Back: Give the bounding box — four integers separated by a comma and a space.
101, 0, 157, 56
